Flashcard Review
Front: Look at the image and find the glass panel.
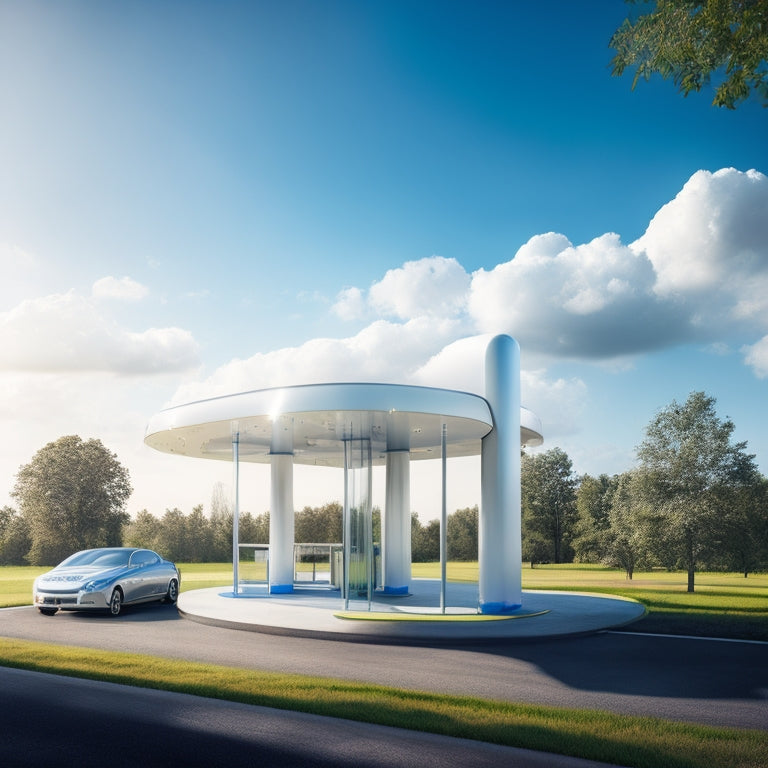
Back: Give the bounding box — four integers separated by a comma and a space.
238, 544, 269, 589
344, 436, 373, 604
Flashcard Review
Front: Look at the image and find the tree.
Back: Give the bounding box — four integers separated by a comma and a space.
521, 448, 578, 563
605, 471, 654, 579
0, 506, 30, 565
447, 506, 479, 561
572, 474, 617, 563
154, 508, 190, 563
123, 509, 162, 552
185, 504, 214, 562
238, 511, 270, 546
636, 391, 760, 591
411, 514, 440, 562
209, 481, 234, 561
295, 503, 342, 543
13, 435, 132, 565
610, 0, 768, 108
717, 476, 768, 576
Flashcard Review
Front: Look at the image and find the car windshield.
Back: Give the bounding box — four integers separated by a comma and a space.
58, 549, 131, 568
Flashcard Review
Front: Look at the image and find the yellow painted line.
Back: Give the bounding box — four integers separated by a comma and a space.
333, 609, 550, 622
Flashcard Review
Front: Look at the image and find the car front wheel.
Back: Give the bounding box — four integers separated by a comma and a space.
164, 579, 179, 605
108, 588, 123, 616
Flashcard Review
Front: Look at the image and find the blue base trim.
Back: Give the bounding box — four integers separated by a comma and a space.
479, 600, 523, 615
269, 584, 294, 594
383, 586, 410, 596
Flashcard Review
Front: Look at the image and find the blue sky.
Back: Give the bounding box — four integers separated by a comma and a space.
1, 1, 766, 520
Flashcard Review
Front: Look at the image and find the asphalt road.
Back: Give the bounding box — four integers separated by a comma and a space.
1, 603, 766, 732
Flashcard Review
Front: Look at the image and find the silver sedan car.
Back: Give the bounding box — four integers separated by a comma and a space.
33, 547, 181, 616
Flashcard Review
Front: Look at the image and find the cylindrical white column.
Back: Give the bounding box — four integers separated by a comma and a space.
269, 417, 294, 594
383, 450, 410, 594
232, 428, 240, 596
479, 334, 522, 613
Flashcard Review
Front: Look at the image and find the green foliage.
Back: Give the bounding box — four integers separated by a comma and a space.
604, 471, 655, 579
572, 474, 616, 563
716, 477, 768, 576
411, 514, 440, 562
295, 502, 342, 543
635, 391, 762, 591
12, 435, 132, 565
611, 0, 768, 108
447, 505, 478, 561
123, 505, 271, 562
522, 448, 578, 563
0, 506, 30, 565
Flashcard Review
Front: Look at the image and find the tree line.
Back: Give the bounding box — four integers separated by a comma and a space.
119, 502, 478, 565
522, 393, 768, 591
2, 392, 767, 592
0, 486, 477, 568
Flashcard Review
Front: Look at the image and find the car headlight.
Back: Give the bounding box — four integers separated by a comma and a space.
82, 579, 110, 592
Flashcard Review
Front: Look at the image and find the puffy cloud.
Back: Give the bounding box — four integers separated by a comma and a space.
632, 168, 768, 340
171, 167, 768, 423
0, 291, 199, 374
743, 336, 768, 378
412, 334, 493, 393
92, 276, 149, 301
465, 169, 768, 361
369, 256, 470, 320
412, 334, 586, 437
635, 169, 768, 309
469, 232, 688, 358
331, 286, 366, 321
171, 317, 462, 404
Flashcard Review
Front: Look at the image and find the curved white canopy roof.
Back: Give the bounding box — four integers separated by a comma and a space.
144, 382, 543, 468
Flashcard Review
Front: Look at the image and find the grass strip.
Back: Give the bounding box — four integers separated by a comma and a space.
0, 637, 765, 768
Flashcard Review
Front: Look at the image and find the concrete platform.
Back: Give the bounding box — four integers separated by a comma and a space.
178, 579, 646, 643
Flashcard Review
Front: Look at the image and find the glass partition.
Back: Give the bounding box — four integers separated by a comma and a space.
237, 543, 269, 592
343, 435, 373, 607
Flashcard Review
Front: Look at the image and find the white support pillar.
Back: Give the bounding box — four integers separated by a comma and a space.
479, 334, 522, 613
382, 411, 411, 595
383, 450, 410, 594
232, 427, 240, 596
269, 417, 294, 594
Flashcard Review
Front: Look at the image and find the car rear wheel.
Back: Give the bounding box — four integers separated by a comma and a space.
164, 579, 179, 604
38, 607, 58, 616
109, 588, 123, 616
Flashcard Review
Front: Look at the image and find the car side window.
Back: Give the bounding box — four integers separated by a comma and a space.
130, 550, 160, 567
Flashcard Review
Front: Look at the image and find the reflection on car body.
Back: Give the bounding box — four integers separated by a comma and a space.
33, 547, 181, 616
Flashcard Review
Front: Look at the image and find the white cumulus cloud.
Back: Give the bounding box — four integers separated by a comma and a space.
169, 167, 768, 454
743, 336, 768, 378
171, 318, 462, 405
633, 168, 768, 330
369, 256, 471, 320
468, 232, 686, 358
0, 291, 198, 374
92, 276, 149, 301
331, 286, 366, 321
